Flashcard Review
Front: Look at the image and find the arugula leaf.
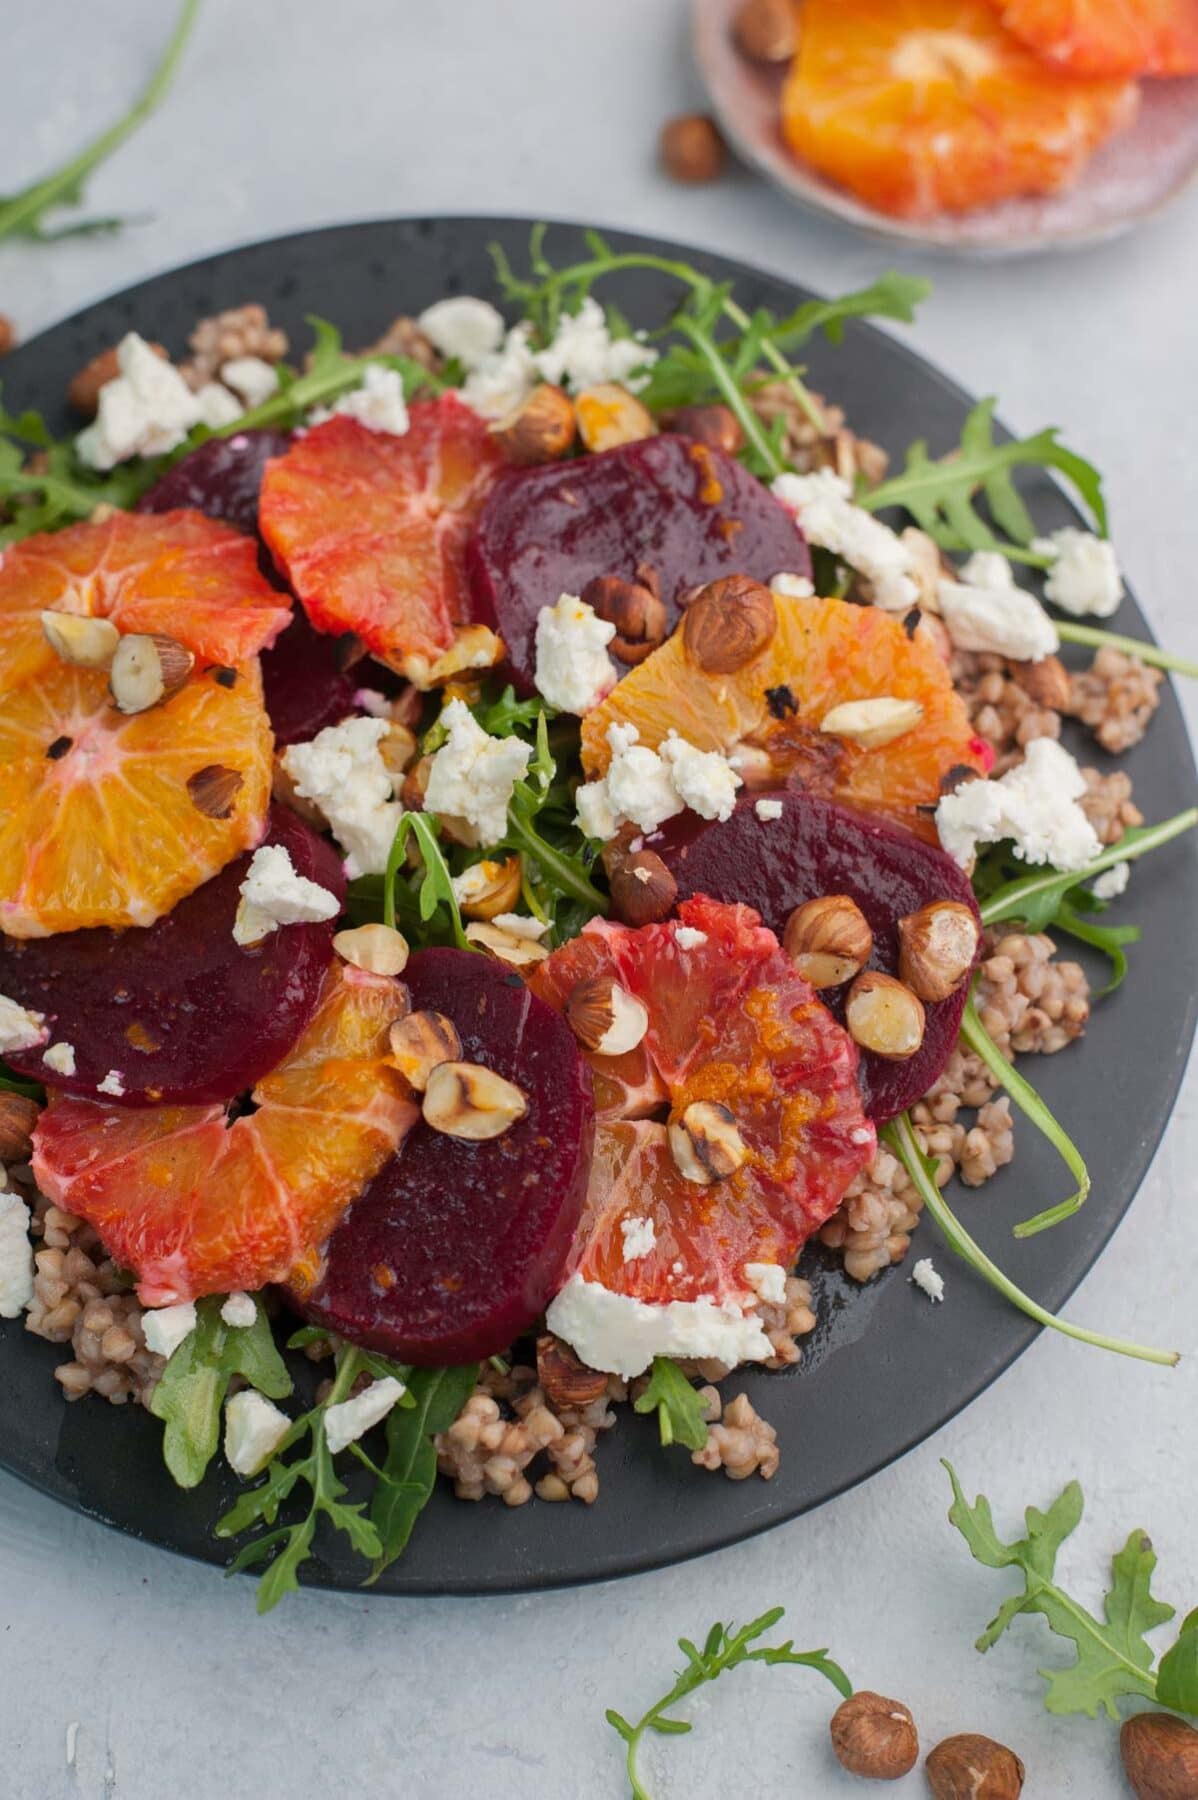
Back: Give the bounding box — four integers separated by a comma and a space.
0, 0, 199, 244
1159, 1611, 1198, 1715
209, 315, 441, 440
977, 812, 1198, 933
0, 1061, 43, 1100
0, 395, 159, 544
606, 1607, 851, 1799
633, 1358, 710, 1452
382, 811, 470, 949
1055, 619, 1198, 682
149, 1296, 291, 1489
944, 1463, 1190, 1720
768, 272, 932, 349
366, 1362, 479, 1580
1052, 898, 1139, 996
861, 397, 1107, 557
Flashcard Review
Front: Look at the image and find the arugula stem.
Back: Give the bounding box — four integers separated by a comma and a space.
0, 0, 200, 244
884, 1115, 1178, 1367
1056, 621, 1198, 681
958, 998, 1090, 1237
672, 316, 784, 478
719, 296, 828, 434
979, 809, 1198, 929
506, 812, 609, 914
221, 349, 442, 440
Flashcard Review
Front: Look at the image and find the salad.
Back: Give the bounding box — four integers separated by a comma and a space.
0, 228, 1194, 1611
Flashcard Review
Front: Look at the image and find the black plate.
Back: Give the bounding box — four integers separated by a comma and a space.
2, 218, 1195, 1596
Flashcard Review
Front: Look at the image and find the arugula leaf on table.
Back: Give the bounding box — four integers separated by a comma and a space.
366, 1362, 479, 1580
0, 0, 199, 245
633, 1357, 711, 1453
944, 1462, 1198, 1720
149, 1296, 291, 1489
606, 1607, 851, 1799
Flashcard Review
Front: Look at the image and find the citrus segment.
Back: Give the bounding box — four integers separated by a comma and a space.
996, 0, 1198, 75
258, 399, 506, 677
580, 590, 988, 841
31, 962, 415, 1305
0, 659, 272, 938
781, 0, 1138, 218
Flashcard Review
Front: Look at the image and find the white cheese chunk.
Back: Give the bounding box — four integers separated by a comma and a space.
1031, 528, 1123, 619
755, 799, 784, 822
1091, 860, 1130, 901
194, 382, 244, 430
220, 1291, 258, 1329
532, 296, 656, 393
546, 1274, 772, 1380
620, 1216, 657, 1263
424, 699, 533, 846
460, 322, 539, 420
743, 1262, 788, 1306
76, 334, 204, 469
282, 716, 404, 878
325, 364, 410, 437
959, 550, 1016, 591
0, 1190, 34, 1318
224, 1389, 291, 1477
324, 1376, 407, 1455
534, 593, 617, 715
42, 1041, 77, 1077
911, 1257, 945, 1303
418, 296, 506, 369
220, 356, 279, 409
96, 1069, 126, 1097
0, 994, 47, 1056
574, 722, 741, 840
770, 571, 815, 598
938, 574, 1059, 663
772, 470, 917, 613
142, 1301, 197, 1360
674, 927, 708, 950
233, 844, 340, 947
936, 738, 1101, 872
659, 734, 742, 822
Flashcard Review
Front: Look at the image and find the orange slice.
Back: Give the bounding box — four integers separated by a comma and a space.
780, 0, 1138, 218
31, 962, 417, 1305
580, 590, 990, 841
0, 659, 272, 937
996, 0, 1198, 75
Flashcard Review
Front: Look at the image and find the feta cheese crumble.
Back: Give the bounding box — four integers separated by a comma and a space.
936, 738, 1101, 873
1092, 860, 1130, 901
76, 334, 207, 469
219, 355, 279, 410
755, 798, 784, 822
194, 382, 244, 430
770, 571, 815, 599
620, 1216, 657, 1263
224, 1390, 291, 1477
0, 1189, 34, 1319
1031, 528, 1123, 619
324, 1376, 407, 1455
220, 1291, 257, 1329
674, 927, 708, 950
319, 364, 410, 437
531, 296, 656, 394
574, 722, 741, 839
546, 1274, 773, 1379
142, 1301, 197, 1360
659, 735, 741, 822
0, 994, 47, 1055
96, 1069, 126, 1097
282, 716, 404, 878
233, 844, 340, 947
42, 1041, 77, 1077
937, 572, 1059, 663
424, 699, 533, 846
743, 1262, 788, 1306
534, 593, 617, 715
418, 296, 506, 369
772, 470, 917, 613
460, 322, 539, 420
911, 1257, 945, 1303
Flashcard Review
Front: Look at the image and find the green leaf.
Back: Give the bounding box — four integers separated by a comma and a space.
149, 1296, 291, 1488
382, 811, 470, 948
0, 1061, 43, 1100
1053, 900, 1139, 995
977, 813, 1198, 933
771, 272, 931, 349
633, 1358, 711, 1453
367, 1362, 479, 1580
1158, 1618, 1198, 1716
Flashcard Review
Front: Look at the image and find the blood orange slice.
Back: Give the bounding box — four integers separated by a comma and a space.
0, 658, 272, 938
32, 962, 415, 1305
581, 589, 989, 842
530, 897, 873, 1373
258, 398, 506, 683
996, 0, 1198, 75
780, 0, 1138, 219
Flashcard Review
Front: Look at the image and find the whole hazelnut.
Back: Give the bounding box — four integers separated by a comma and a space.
608, 849, 677, 927
491, 383, 576, 466
897, 900, 980, 1004
830, 1691, 919, 1780
659, 113, 727, 184
1120, 1712, 1198, 1800
1010, 653, 1071, 713
0, 1092, 40, 1163
926, 1733, 1024, 1799
732, 0, 798, 63
582, 573, 668, 666
683, 575, 777, 675
783, 895, 872, 989
0, 314, 16, 358
845, 971, 926, 1061
664, 403, 745, 456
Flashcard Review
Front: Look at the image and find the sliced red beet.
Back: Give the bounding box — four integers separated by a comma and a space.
258, 608, 364, 747
466, 432, 811, 693
2, 806, 344, 1106
649, 790, 980, 1122
137, 428, 293, 537
296, 948, 594, 1365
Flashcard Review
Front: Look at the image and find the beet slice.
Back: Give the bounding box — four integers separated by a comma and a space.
296, 948, 595, 1365
137, 428, 293, 537
649, 790, 980, 1122
2, 806, 345, 1106
466, 433, 811, 693
259, 607, 363, 747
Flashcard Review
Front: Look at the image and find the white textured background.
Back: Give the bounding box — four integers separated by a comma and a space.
2, 5, 1196, 1796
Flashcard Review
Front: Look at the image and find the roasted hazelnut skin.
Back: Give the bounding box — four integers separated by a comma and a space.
582, 573, 668, 666
829, 1692, 919, 1780
732, 0, 798, 64
844, 971, 926, 1061
663, 403, 745, 456
682, 575, 778, 675
491, 383, 576, 466
608, 850, 678, 927
783, 895, 872, 989
0, 1092, 39, 1163
897, 900, 980, 1004
925, 1733, 1024, 1799
659, 114, 727, 184
1120, 1712, 1198, 1800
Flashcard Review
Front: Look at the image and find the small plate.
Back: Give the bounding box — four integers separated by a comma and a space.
694, 0, 1198, 257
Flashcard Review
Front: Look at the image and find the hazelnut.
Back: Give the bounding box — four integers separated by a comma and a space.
582, 573, 668, 666
464, 920, 550, 967
608, 850, 678, 927
108, 633, 195, 714
565, 976, 649, 1057
272, 755, 326, 829
377, 721, 418, 778
897, 900, 980, 1003
389, 1010, 462, 1092
491, 383, 576, 465
422, 1060, 528, 1141
403, 623, 504, 691
659, 113, 727, 184
453, 857, 523, 920
926, 1733, 1024, 1799
401, 754, 432, 813
574, 383, 657, 454
536, 1333, 609, 1410
333, 923, 410, 977
0, 1092, 40, 1163
783, 895, 872, 989
663, 404, 745, 456
1010, 653, 1071, 713
40, 611, 120, 671
845, 971, 926, 1060
186, 763, 245, 821
830, 1692, 919, 1781
732, 0, 798, 64
1120, 1712, 1198, 1800
668, 1101, 748, 1185
0, 314, 15, 358
820, 697, 925, 749
683, 576, 777, 675
68, 341, 167, 417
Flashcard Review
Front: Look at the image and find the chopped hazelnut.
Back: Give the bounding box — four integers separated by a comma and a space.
389, 1010, 461, 1092
422, 1061, 528, 1140
333, 923, 410, 976
108, 634, 194, 713
668, 1101, 748, 1184
845, 971, 926, 1060
820, 696, 925, 749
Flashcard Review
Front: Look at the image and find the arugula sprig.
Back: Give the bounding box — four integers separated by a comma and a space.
0, 1060, 43, 1100
382, 810, 471, 949
633, 1358, 710, 1452
365, 1363, 479, 1581
207, 316, 442, 440
978, 810, 1198, 932
945, 1462, 1198, 1720
0, 398, 155, 544
149, 1296, 291, 1488
606, 1607, 851, 1800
